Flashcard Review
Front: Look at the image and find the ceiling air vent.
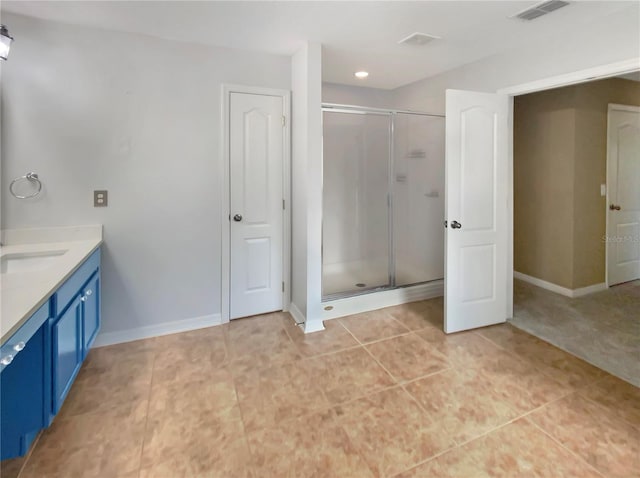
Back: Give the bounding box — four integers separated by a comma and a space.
510, 0, 570, 21
398, 32, 440, 46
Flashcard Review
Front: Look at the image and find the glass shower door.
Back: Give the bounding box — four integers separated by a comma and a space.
322, 109, 391, 298
393, 113, 446, 286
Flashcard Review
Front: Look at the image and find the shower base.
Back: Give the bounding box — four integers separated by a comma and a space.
322, 257, 441, 297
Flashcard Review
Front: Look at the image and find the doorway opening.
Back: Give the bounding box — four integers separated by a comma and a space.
511, 73, 640, 385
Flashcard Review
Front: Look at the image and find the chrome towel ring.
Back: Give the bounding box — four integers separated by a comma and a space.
9, 172, 43, 199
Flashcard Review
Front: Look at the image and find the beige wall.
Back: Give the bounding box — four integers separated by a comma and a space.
515, 78, 640, 289
514, 89, 577, 289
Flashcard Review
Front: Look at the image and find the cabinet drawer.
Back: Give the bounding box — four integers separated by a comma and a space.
0, 302, 50, 373
54, 249, 101, 316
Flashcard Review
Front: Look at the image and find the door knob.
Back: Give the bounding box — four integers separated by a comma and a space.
609, 204, 621, 211
451, 221, 462, 229
233, 214, 243, 222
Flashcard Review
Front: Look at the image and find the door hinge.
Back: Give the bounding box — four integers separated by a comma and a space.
282, 281, 285, 292
282, 199, 285, 210
282, 116, 286, 127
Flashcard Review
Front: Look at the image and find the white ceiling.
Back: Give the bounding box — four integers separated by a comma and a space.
2, 1, 638, 89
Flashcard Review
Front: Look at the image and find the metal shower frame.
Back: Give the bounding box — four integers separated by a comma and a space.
321, 103, 445, 301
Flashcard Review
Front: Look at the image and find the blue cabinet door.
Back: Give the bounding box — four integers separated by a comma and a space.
82, 273, 100, 356
52, 297, 82, 414
0, 324, 47, 460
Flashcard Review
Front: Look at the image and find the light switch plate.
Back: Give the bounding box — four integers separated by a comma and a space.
94, 190, 108, 207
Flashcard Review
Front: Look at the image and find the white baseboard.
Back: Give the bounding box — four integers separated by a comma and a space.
93, 313, 222, 347
514, 272, 607, 298
288, 302, 306, 326
320, 280, 444, 321
572, 282, 608, 297
514, 272, 573, 296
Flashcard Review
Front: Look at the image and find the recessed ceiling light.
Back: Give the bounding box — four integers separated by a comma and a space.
355, 71, 369, 79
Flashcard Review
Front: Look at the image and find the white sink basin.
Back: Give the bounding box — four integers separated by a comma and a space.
1, 250, 68, 274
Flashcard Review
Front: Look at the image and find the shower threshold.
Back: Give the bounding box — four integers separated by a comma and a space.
321, 279, 443, 302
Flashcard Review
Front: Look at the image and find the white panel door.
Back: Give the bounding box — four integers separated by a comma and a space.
230, 92, 284, 319
607, 105, 640, 286
444, 89, 509, 333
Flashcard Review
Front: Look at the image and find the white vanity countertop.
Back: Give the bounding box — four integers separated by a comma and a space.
1, 225, 103, 346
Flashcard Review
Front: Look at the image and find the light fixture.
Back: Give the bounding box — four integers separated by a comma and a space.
354, 71, 369, 79
0, 25, 14, 61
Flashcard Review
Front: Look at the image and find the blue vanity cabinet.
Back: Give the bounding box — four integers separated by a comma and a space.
49, 268, 101, 412
51, 295, 83, 414
0, 303, 51, 461
0, 247, 101, 459
50, 248, 101, 416
82, 273, 100, 355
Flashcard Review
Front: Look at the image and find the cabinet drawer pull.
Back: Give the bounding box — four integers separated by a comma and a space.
85, 289, 93, 296
80, 295, 87, 302
1, 354, 14, 366
13, 342, 26, 352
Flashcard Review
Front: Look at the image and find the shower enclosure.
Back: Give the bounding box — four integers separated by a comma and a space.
322, 104, 445, 300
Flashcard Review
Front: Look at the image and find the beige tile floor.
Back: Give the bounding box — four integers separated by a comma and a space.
2, 297, 639, 478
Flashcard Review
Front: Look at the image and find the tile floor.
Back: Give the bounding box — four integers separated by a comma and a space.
512, 279, 640, 386
2, 297, 639, 478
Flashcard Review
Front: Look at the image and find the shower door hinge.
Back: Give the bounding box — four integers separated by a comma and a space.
282, 116, 286, 127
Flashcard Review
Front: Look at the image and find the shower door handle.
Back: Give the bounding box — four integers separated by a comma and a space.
451, 221, 462, 229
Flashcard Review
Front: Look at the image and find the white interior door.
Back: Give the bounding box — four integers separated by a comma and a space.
607, 104, 640, 286
230, 92, 284, 319
444, 89, 509, 333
